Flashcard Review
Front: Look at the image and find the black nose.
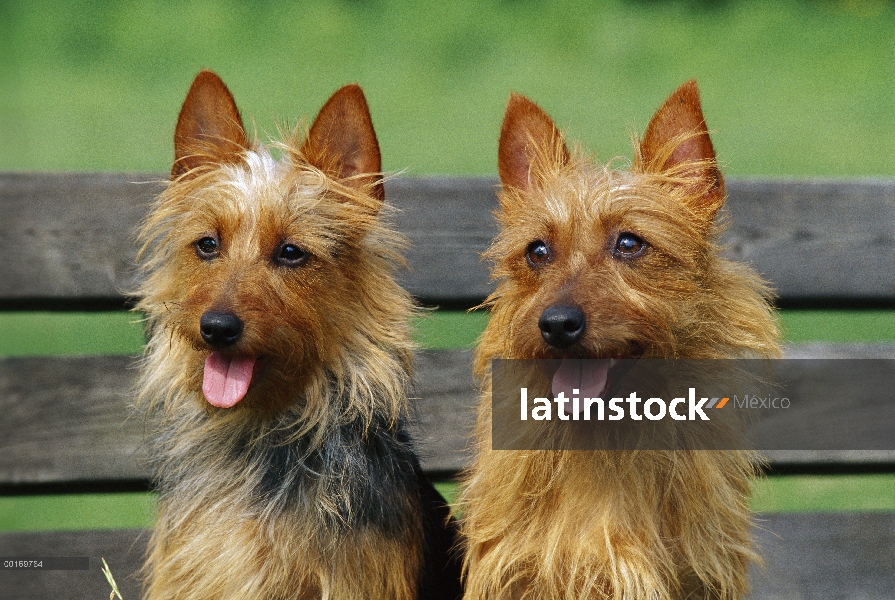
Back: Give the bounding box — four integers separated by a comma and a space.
538, 305, 585, 349
200, 311, 244, 348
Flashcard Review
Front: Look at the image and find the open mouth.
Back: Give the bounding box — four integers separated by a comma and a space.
202, 352, 261, 408
550, 345, 644, 416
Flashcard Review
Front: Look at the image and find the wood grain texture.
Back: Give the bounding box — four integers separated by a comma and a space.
747, 358, 895, 451
0, 351, 476, 487
388, 178, 497, 303
0, 355, 146, 486
0, 172, 160, 302
410, 350, 476, 473
0, 529, 147, 600
764, 343, 895, 468
3, 514, 894, 599
4, 173, 895, 304
749, 512, 895, 599
723, 178, 895, 302
2, 344, 895, 488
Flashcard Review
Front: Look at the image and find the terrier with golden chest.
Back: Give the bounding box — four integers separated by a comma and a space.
460, 81, 780, 599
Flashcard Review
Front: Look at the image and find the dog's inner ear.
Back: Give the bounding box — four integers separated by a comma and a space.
173, 70, 250, 180
638, 80, 724, 219
302, 84, 383, 205
498, 93, 570, 195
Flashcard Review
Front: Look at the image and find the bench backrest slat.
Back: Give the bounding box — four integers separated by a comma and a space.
0, 351, 476, 489
4, 174, 895, 305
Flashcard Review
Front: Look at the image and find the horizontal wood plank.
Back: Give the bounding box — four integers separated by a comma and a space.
0, 355, 145, 486
0, 529, 147, 600
389, 178, 497, 303
4, 173, 895, 305
3, 345, 895, 489
723, 179, 895, 302
3, 513, 894, 599
750, 512, 895, 599
0, 173, 159, 304
0, 351, 475, 487
410, 350, 476, 474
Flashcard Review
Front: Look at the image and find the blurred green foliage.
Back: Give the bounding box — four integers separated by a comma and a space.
4, 474, 895, 532
2, 0, 895, 175
443, 473, 895, 514
4, 309, 895, 357
750, 474, 895, 512
411, 310, 489, 349
0, 492, 155, 532
781, 309, 895, 342
0, 312, 145, 356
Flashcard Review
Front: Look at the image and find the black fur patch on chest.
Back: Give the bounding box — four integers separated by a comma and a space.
249, 415, 421, 535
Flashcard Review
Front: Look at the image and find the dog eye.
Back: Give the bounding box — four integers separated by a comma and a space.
614, 233, 646, 257
275, 243, 309, 267
195, 236, 219, 260
526, 240, 552, 267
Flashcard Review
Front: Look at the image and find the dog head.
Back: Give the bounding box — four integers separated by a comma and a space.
481, 81, 764, 385
138, 71, 411, 418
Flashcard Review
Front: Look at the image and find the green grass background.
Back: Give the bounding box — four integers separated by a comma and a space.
5, 309, 895, 357
3, 0, 895, 176
2, 0, 895, 531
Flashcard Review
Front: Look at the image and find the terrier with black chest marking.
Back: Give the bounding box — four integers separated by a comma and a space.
136, 70, 463, 600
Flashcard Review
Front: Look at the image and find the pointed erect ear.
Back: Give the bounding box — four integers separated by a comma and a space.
302, 84, 383, 204
639, 80, 724, 218
498, 93, 570, 194
172, 70, 250, 180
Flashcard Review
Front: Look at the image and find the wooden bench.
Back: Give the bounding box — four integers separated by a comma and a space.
1, 173, 894, 598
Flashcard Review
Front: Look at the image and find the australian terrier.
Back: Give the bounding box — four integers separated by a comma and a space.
136, 70, 462, 600
459, 81, 780, 599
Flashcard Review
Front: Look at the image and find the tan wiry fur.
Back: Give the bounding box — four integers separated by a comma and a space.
138, 145, 413, 442
135, 72, 453, 600
460, 82, 780, 600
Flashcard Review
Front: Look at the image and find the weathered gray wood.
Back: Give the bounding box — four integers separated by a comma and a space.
0, 355, 146, 486
0, 351, 475, 486
0, 529, 146, 600
762, 449, 895, 467
389, 178, 497, 303
0, 172, 160, 302
746, 358, 895, 451
4, 173, 895, 304
725, 179, 895, 302
0, 173, 500, 305
3, 514, 893, 599
394, 177, 895, 303
748, 512, 895, 599
764, 343, 895, 466
784, 343, 895, 359
411, 350, 475, 473
4, 345, 895, 488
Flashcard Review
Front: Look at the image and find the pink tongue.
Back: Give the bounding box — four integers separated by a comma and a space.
552, 359, 610, 416
202, 353, 256, 408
